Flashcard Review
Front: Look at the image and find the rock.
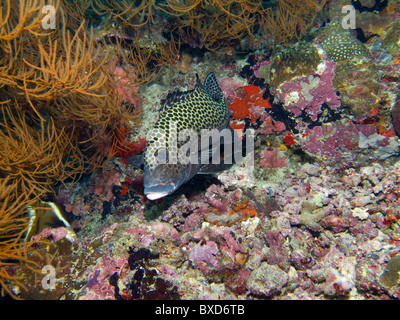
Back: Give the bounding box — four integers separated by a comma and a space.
246, 262, 288, 297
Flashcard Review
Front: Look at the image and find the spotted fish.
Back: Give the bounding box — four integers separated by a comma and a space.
131, 72, 238, 200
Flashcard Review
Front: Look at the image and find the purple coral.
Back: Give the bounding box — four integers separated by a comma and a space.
274, 61, 341, 121
261, 148, 287, 168
188, 240, 220, 274
300, 122, 375, 165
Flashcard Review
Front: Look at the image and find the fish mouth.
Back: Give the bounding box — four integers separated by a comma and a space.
144, 182, 176, 200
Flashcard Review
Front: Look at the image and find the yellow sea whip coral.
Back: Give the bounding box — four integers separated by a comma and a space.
0, 177, 42, 299
0, 103, 86, 196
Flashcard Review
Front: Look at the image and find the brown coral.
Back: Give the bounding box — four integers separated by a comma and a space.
21, 21, 109, 101
259, 0, 326, 44
0, 103, 86, 196
91, 0, 327, 53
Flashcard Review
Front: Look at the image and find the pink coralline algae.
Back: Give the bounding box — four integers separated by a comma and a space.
218, 77, 246, 105
298, 121, 399, 166
187, 225, 247, 276
273, 61, 341, 121
32, 227, 77, 243
81, 254, 128, 300
188, 241, 220, 274
108, 56, 142, 109
199, 184, 258, 226
88, 169, 121, 202
301, 122, 360, 163
257, 115, 286, 135
261, 148, 287, 168
13, 154, 400, 300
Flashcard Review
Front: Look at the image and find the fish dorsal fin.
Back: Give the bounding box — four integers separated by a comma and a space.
160, 80, 203, 114
159, 73, 223, 114
160, 91, 183, 113
195, 73, 202, 88
203, 72, 225, 104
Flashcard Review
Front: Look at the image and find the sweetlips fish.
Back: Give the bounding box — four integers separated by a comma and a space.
129, 72, 244, 200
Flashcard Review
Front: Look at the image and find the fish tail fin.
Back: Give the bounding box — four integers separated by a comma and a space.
204, 72, 225, 104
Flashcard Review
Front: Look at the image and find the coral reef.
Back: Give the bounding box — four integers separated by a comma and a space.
380, 254, 400, 288
272, 59, 341, 121
2, 0, 400, 302
0, 0, 144, 295
11, 158, 400, 300
332, 58, 390, 119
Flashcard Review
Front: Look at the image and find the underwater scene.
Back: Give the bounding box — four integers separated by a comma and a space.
1, 0, 400, 301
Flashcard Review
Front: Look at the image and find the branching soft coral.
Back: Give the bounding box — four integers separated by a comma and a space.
0, 0, 56, 97
0, 104, 86, 196
1, 9, 109, 122
260, 0, 326, 43
0, 177, 41, 299
109, 33, 180, 86
0, 0, 58, 41
161, 0, 326, 49
90, 0, 325, 53
21, 21, 109, 102
170, 0, 258, 52
1, 5, 143, 160
92, 0, 159, 28
0, 1, 147, 298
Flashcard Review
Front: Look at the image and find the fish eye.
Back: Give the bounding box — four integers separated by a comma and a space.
156, 147, 169, 164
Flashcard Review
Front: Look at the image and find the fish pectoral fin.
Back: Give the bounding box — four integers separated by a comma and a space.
198, 163, 233, 174
199, 126, 240, 165
127, 154, 144, 170
224, 126, 243, 162
199, 141, 218, 164
198, 140, 234, 174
